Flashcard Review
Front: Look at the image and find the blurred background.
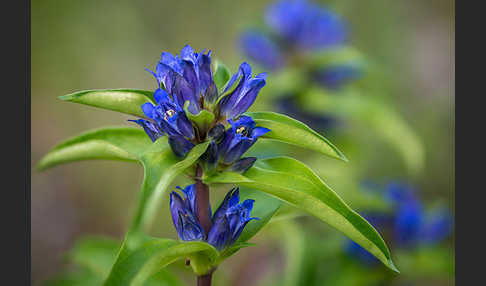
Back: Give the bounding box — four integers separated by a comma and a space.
31, 0, 454, 285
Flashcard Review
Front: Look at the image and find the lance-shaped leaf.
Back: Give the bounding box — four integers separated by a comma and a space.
245, 111, 348, 162
37, 127, 211, 232
59, 89, 155, 117
131, 140, 210, 231
37, 127, 152, 171
203, 157, 398, 272
48, 235, 187, 286
104, 233, 218, 286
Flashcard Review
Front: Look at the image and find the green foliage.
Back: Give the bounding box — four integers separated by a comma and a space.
45, 235, 187, 286
246, 111, 348, 162
37, 127, 151, 171
203, 156, 397, 272
59, 89, 154, 117
104, 232, 218, 285
212, 60, 231, 92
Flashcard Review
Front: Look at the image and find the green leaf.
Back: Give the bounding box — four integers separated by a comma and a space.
104, 233, 218, 286
37, 126, 210, 231
49, 235, 187, 286
131, 141, 211, 231
59, 89, 155, 117
204, 156, 398, 272
37, 127, 152, 171
212, 60, 230, 92
184, 101, 215, 133
245, 111, 348, 162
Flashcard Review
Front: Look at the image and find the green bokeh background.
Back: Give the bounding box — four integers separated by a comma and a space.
31, 0, 454, 285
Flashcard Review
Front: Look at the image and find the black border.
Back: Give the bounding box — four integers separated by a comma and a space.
3, 0, 30, 284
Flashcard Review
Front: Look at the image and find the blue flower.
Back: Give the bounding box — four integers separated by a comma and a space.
170, 185, 205, 241
217, 116, 270, 164
218, 63, 267, 119
128, 119, 164, 142
138, 88, 195, 157
169, 186, 258, 251
147, 45, 217, 114
344, 182, 453, 266
208, 187, 259, 250
265, 0, 348, 51
239, 30, 285, 71
313, 65, 363, 90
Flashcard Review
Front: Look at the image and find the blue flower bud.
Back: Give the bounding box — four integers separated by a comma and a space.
208, 188, 258, 250
147, 45, 218, 114
217, 116, 270, 164
170, 185, 205, 241
218, 63, 267, 119
169, 135, 196, 158
207, 124, 226, 144
169, 186, 258, 251
199, 141, 219, 171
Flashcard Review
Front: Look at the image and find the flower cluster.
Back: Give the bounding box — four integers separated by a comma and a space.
130, 45, 269, 169
239, 0, 361, 90
344, 182, 453, 266
170, 185, 258, 250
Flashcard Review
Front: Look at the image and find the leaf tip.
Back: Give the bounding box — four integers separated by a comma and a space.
387, 258, 400, 273
58, 94, 73, 101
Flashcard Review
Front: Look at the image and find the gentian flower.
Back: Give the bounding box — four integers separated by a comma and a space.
170, 186, 258, 251
218, 63, 267, 119
343, 182, 453, 266
265, 0, 348, 50
208, 187, 259, 250
140, 88, 195, 157
131, 45, 270, 160
217, 116, 270, 165
147, 45, 218, 114
170, 185, 205, 241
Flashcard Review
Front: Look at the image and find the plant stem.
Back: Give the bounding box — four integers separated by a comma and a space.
197, 274, 213, 286
195, 165, 212, 237
195, 165, 214, 285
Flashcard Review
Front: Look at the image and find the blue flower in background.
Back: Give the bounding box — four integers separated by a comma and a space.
218, 62, 267, 119
208, 187, 259, 250
312, 65, 363, 90
265, 0, 348, 50
344, 182, 453, 266
217, 115, 270, 164
239, 30, 286, 71
147, 45, 217, 114
170, 186, 258, 250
